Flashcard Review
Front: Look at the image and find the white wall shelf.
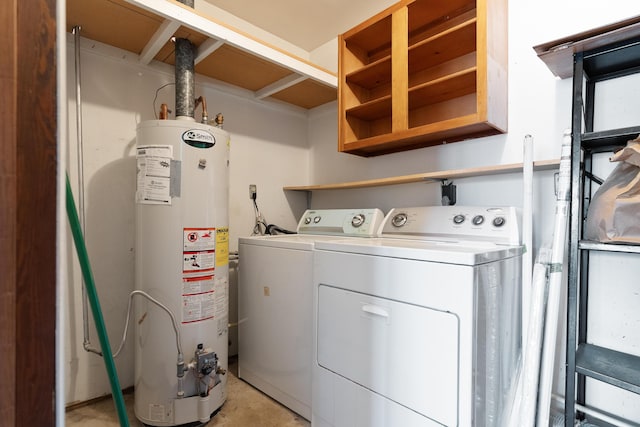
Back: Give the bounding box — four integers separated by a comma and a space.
283, 159, 560, 191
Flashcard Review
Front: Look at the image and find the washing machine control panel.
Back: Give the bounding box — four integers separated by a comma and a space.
383, 206, 521, 245
297, 208, 385, 237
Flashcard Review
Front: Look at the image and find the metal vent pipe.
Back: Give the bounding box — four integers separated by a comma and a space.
175, 38, 195, 119
175, 0, 195, 118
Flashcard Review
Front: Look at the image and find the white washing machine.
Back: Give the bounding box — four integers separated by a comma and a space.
238, 208, 384, 420
312, 206, 523, 427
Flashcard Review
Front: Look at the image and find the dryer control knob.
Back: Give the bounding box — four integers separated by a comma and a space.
304, 217, 312, 225
351, 214, 365, 228
453, 214, 465, 224
472, 215, 485, 226
391, 213, 408, 227
313, 216, 321, 223
493, 216, 506, 227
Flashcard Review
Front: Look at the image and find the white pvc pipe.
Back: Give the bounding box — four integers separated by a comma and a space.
522, 134, 534, 340
536, 130, 573, 427
520, 260, 550, 426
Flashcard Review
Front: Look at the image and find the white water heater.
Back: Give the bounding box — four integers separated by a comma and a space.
134, 119, 229, 426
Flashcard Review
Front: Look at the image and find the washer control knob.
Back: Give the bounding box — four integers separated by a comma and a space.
351, 214, 365, 228
493, 216, 506, 227
453, 214, 465, 224
472, 215, 485, 226
304, 217, 312, 225
391, 213, 408, 228
313, 216, 321, 224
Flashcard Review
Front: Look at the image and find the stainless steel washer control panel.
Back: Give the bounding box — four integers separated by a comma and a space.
382, 206, 521, 245
297, 208, 385, 237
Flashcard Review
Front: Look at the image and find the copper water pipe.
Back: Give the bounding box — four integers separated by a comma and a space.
159, 103, 170, 120
195, 96, 208, 124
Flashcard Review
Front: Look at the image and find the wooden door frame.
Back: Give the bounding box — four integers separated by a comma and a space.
1, 0, 58, 425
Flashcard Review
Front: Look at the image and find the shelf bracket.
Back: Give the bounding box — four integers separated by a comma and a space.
255, 74, 308, 100
441, 180, 456, 206
195, 38, 225, 64
139, 19, 181, 65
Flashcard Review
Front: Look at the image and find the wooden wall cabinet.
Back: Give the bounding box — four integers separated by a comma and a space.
338, 0, 508, 157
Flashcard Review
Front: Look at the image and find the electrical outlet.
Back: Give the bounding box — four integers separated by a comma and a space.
249, 184, 257, 199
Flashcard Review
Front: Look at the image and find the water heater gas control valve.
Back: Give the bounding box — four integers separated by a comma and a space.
195, 344, 218, 377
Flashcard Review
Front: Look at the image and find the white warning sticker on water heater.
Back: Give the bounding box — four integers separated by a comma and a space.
136, 145, 173, 205
182, 293, 215, 324
182, 275, 216, 324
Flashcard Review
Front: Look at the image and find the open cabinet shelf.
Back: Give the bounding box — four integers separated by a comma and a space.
408, 68, 477, 111
338, 0, 507, 157
345, 96, 392, 121
66, 0, 338, 110
345, 57, 392, 89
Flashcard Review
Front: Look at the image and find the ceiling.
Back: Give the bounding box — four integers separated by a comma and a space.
201, 0, 396, 52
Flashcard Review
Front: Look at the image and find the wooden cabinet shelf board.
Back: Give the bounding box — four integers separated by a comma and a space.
284, 159, 560, 191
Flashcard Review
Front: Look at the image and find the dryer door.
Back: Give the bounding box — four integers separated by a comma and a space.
317, 284, 459, 426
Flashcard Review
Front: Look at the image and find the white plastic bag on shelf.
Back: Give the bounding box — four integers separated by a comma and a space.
585, 135, 640, 243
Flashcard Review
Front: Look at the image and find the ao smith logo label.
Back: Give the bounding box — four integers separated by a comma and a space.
182, 129, 216, 149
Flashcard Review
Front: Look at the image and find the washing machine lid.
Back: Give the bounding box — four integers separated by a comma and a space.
314, 237, 523, 265
239, 234, 342, 250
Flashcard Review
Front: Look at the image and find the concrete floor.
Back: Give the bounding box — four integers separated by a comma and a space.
66, 357, 310, 427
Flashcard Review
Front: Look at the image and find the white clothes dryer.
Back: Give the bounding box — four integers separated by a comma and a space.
238, 208, 384, 420
312, 206, 523, 427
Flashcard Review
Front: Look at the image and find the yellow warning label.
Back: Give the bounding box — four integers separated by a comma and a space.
216, 227, 229, 267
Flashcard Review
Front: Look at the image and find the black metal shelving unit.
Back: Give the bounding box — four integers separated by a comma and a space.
565, 35, 640, 424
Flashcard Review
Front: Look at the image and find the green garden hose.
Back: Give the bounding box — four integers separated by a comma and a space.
66, 173, 130, 427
